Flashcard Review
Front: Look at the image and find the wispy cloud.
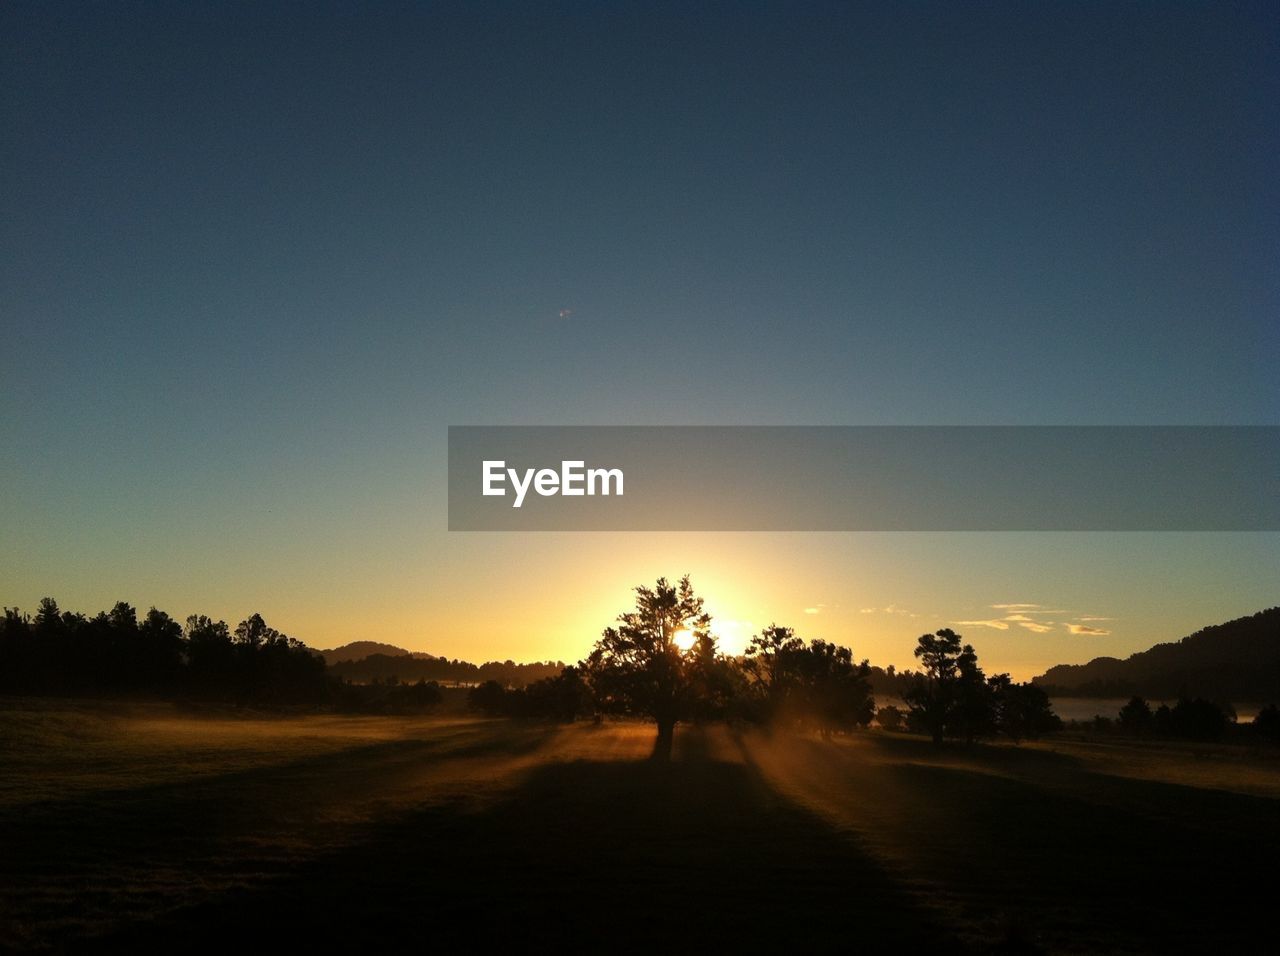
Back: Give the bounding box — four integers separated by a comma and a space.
997, 612, 1057, 633
951, 602, 1108, 636
859, 604, 914, 617
953, 619, 1011, 630
804, 606, 822, 615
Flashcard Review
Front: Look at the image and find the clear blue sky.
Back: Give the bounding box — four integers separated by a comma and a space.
3, 2, 1276, 673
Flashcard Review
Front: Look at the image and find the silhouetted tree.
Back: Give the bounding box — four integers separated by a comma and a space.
1118, 696, 1154, 736
685, 632, 744, 723
523, 666, 593, 721
876, 704, 904, 732
0, 606, 35, 693
950, 642, 993, 743
2, 599, 327, 704
34, 597, 64, 635
328, 653, 563, 688
234, 613, 271, 649
904, 628, 967, 745
1167, 697, 1230, 740
185, 614, 232, 694
742, 624, 805, 722
794, 639, 875, 736
989, 674, 1061, 742
1253, 704, 1280, 743
138, 607, 184, 689
903, 630, 1055, 744
1152, 703, 1173, 736
741, 626, 874, 734
338, 677, 442, 714
469, 680, 510, 715
583, 575, 715, 759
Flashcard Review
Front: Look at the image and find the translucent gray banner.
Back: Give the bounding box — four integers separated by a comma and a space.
447, 426, 1280, 531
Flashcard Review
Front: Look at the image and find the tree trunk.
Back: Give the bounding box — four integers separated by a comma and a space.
652, 717, 676, 760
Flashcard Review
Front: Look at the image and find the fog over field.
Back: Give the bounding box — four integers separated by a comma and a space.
3, 700, 1277, 953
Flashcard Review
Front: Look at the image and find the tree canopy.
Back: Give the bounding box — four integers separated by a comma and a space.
743, 625, 874, 735
584, 575, 713, 758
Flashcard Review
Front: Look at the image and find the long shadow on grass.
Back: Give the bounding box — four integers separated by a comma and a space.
2, 721, 553, 855
0, 722, 559, 951
80, 733, 966, 954
763, 734, 1279, 953
884, 761, 1278, 952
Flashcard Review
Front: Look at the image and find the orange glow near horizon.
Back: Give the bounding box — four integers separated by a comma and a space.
12, 530, 1278, 686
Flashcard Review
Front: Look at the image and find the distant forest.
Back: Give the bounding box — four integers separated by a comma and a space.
1, 599, 329, 704
321, 643, 564, 687
0, 593, 1050, 746
1032, 608, 1280, 701
0, 599, 567, 706
322, 640, 912, 695
3, 594, 1277, 747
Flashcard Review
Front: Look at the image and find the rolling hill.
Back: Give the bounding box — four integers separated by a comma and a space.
1032, 608, 1280, 702
315, 641, 437, 666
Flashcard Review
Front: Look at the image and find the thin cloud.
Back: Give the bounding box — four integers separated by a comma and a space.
955, 602, 1112, 636
953, 619, 1011, 631
861, 604, 912, 616
991, 604, 1064, 615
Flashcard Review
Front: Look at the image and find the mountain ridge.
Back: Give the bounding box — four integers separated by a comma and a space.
1032, 608, 1280, 701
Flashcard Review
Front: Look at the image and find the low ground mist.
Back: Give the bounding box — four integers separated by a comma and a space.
2, 699, 1277, 953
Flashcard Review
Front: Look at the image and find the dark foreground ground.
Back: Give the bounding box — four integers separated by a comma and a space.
1, 699, 1277, 954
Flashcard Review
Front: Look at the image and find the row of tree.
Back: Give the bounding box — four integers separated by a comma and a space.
327, 653, 562, 688
2, 579, 1065, 753
1, 598, 329, 703
1113, 695, 1277, 742
0, 598, 446, 712
470, 577, 1059, 756
899, 628, 1061, 743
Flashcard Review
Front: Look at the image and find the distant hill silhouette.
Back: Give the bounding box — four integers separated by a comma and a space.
315, 642, 564, 688
1033, 608, 1280, 701
316, 641, 432, 666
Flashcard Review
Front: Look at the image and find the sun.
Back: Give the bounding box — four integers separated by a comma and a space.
671, 628, 696, 652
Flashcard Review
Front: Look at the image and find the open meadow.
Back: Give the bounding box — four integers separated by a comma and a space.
2, 697, 1278, 954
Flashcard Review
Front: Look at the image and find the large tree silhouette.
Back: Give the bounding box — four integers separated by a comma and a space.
742, 624, 805, 719
742, 626, 874, 733
904, 628, 980, 745
584, 575, 714, 759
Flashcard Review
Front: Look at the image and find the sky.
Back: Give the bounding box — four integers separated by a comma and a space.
2, 1, 1277, 679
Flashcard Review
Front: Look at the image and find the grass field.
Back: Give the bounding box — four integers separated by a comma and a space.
2, 698, 1277, 953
